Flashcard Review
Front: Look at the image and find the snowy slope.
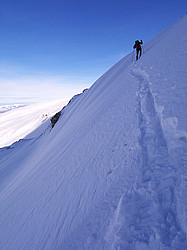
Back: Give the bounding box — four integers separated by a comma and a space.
0, 15, 187, 250
0, 99, 69, 148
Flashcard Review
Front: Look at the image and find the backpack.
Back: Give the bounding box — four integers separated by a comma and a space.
135, 40, 140, 47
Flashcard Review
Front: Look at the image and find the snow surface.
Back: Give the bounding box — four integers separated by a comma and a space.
0, 15, 187, 249
0, 99, 69, 148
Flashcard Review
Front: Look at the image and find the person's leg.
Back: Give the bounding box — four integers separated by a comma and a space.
139, 47, 142, 58
136, 49, 139, 60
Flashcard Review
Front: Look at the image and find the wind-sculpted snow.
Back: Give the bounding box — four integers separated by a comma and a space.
0, 15, 187, 250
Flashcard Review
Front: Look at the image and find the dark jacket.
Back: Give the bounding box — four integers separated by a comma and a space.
133, 40, 143, 49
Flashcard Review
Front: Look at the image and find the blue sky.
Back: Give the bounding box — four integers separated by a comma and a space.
0, 0, 186, 105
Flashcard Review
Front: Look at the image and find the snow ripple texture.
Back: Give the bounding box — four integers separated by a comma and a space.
0, 15, 187, 250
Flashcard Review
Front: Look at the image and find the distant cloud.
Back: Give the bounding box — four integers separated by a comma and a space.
0, 74, 92, 105
0, 51, 125, 105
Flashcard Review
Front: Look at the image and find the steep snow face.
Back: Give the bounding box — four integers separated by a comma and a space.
0, 15, 187, 249
0, 99, 68, 148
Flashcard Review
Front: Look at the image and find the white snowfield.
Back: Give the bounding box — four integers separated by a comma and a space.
0, 15, 187, 250
0, 99, 69, 148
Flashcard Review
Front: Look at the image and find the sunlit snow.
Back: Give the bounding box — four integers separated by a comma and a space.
0, 99, 69, 148
0, 15, 186, 249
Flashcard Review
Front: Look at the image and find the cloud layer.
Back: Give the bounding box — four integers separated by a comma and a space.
0, 74, 93, 105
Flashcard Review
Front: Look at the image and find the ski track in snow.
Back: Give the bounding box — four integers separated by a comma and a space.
0, 15, 187, 250
104, 67, 186, 249
133, 67, 186, 249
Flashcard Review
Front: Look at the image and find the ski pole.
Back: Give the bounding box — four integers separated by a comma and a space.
132, 50, 134, 62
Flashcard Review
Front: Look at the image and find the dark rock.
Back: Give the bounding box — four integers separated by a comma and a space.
50, 111, 61, 128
